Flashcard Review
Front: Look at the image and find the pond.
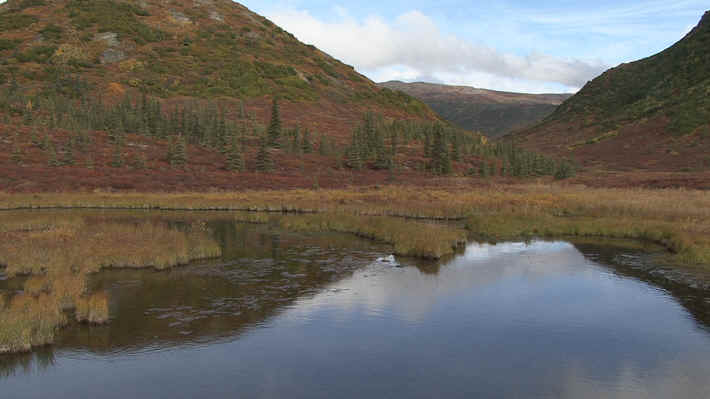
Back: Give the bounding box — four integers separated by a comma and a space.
2, 219, 710, 398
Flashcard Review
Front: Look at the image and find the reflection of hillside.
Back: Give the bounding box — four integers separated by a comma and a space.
571, 240, 710, 331
54, 225, 388, 354
0, 221, 388, 375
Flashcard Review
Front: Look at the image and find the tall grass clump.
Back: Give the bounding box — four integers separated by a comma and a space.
0, 213, 222, 354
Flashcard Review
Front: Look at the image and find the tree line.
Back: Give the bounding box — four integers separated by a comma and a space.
2, 83, 575, 179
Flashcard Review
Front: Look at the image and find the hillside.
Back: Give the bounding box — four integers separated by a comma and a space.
0, 0, 433, 132
0, 0, 580, 192
379, 81, 571, 138
513, 11, 710, 172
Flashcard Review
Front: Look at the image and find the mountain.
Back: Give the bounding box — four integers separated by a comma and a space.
0, 0, 434, 136
512, 11, 710, 172
379, 81, 571, 138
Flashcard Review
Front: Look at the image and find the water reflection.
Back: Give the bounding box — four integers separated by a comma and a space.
2, 223, 710, 398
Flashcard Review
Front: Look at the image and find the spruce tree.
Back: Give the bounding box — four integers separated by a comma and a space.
267, 97, 281, 148
62, 141, 74, 166
172, 135, 187, 167
40, 133, 50, 151
256, 134, 273, 172
110, 143, 124, 168
47, 141, 60, 167
225, 137, 243, 172
301, 129, 313, 154
451, 135, 461, 161
290, 128, 301, 155
345, 130, 363, 170
318, 134, 328, 156
85, 154, 94, 169
431, 124, 451, 175
11, 141, 22, 165
239, 100, 246, 119
30, 128, 40, 147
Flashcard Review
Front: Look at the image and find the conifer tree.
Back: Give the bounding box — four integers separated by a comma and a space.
431, 123, 451, 175
30, 128, 40, 147
132, 152, 147, 170
451, 135, 461, 161
85, 154, 94, 169
62, 141, 74, 166
390, 131, 398, 158
267, 97, 282, 148
11, 140, 22, 165
225, 137, 243, 172
345, 130, 363, 170
40, 133, 50, 151
290, 128, 301, 155
318, 134, 330, 156
256, 134, 273, 172
301, 129, 313, 154
47, 141, 60, 167
172, 135, 187, 167
110, 144, 123, 168
239, 100, 246, 119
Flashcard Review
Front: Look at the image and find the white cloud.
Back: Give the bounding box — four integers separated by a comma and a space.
266, 8, 607, 93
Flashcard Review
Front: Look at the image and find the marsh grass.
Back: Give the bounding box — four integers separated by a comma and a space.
2, 183, 710, 352
1, 185, 708, 264
0, 213, 221, 354
279, 214, 467, 259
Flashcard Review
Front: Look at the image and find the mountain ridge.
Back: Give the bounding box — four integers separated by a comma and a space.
511, 10, 710, 172
379, 80, 571, 138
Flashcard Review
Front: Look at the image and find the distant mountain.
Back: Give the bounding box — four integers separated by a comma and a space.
512, 11, 710, 172
0, 0, 434, 133
379, 81, 571, 138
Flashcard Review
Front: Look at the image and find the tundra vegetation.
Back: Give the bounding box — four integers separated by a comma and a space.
0, 85, 575, 178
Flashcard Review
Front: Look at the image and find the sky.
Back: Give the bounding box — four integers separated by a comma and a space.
240, 0, 708, 93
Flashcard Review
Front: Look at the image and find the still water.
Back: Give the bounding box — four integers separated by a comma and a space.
2, 222, 710, 398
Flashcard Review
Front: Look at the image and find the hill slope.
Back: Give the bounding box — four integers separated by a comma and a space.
513, 11, 710, 172
0, 0, 580, 192
379, 81, 571, 138
0, 0, 433, 133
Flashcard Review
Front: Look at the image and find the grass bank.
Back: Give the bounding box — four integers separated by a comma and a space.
0, 213, 221, 354
2, 183, 710, 353
278, 214, 466, 259
1, 184, 708, 265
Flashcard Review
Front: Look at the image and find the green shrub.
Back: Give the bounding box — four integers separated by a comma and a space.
0, 38, 20, 51
67, 0, 165, 43
0, 14, 38, 31
16, 45, 57, 64
39, 24, 63, 41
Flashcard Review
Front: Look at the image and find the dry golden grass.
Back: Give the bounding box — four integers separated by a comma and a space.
1, 183, 709, 353
1, 184, 708, 264
279, 214, 467, 259
0, 213, 222, 354
75, 292, 110, 324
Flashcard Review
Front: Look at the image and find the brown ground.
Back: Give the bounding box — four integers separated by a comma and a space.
2, 121, 709, 192
513, 116, 710, 174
